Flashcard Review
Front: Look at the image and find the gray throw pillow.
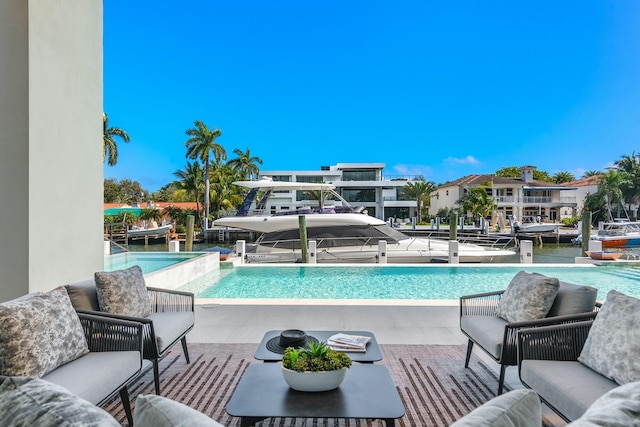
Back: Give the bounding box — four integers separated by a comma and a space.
567, 381, 640, 427
94, 265, 151, 317
0, 288, 89, 377
0, 377, 120, 426
134, 394, 224, 427
496, 271, 560, 322
578, 290, 640, 385
450, 389, 542, 427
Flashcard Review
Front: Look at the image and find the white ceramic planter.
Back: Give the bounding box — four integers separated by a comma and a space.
281, 365, 348, 392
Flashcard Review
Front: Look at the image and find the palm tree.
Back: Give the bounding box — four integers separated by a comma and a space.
103, 113, 130, 166
552, 171, 575, 183
583, 170, 602, 178
458, 187, 497, 221
185, 120, 225, 222
614, 152, 640, 216
598, 169, 630, 221
227, 147, 263, 180
172, 161, 205, 225
402, 179, 436, 222
209, 163, 243, 218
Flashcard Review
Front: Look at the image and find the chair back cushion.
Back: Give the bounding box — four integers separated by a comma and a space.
578, 290, 640, 385
496, 271, 560, 322
134, 394, 225, 426
65, 279, 101, 311
94, 265, 151, 318
546, 280, 598, 317
0, 288, 89, 377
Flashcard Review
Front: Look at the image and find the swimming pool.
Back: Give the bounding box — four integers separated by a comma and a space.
104, 252, 205, 274
183, 264, 640, 301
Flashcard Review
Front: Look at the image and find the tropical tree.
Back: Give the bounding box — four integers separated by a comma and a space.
139, 208, 164, 222
103, 113, 130, 166
103, 178, 146, 204
172, 161, 204, 225
583, 170, 602, 178
614, 152, 640, 215
495, 166, 553, 182
402, 179, 436, 221
227, 147, 263, 180
552, 171, 575, 183
209, 163, 244, 218
598, 169, 631, 221
185, 120, 225, 221
457, 187, 497, 221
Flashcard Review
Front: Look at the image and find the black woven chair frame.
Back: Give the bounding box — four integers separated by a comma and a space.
517, 320, 595, 422
460, 291, 600, 394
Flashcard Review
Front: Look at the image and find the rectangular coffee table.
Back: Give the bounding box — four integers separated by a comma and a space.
254, 330, 383, 363
226, 363, 405, 426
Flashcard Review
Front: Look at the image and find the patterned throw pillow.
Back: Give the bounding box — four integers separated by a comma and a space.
578, 290, 640, 385
496, 271, 560, 322
0, 288, 89, 378
94, 265, 151, 317
0, 377, 120, 427
567, 381, 640, 427
134, 394, 225, 427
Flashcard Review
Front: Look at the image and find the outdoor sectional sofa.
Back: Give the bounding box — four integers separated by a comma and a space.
0, 288, 146, 425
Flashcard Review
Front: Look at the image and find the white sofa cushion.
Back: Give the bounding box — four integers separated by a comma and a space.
450, 389, 541, 427
134, 394, 224, 427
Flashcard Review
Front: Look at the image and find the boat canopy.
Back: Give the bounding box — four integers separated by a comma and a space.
232, 178, 336, 191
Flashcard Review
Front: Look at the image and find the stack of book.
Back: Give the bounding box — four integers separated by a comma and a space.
327, 333, 371, 352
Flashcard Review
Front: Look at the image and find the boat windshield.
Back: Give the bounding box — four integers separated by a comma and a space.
257, 224, 410, 249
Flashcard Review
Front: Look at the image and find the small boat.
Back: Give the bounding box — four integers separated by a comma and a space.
511, 216, 561, 233
585, 251, 623, 261
574, 220, 640, 248
128, 223, 173, 238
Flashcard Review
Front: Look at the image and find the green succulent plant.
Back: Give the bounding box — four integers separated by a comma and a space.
282, 341, 352, 372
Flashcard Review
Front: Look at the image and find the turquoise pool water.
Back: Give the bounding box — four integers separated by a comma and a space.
104, 252, 203, 274
186, 265, 640, 301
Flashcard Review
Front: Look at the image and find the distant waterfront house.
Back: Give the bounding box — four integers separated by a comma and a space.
428, 166, 578, 223
560, 175, 601, 218
259, 163, 423, 221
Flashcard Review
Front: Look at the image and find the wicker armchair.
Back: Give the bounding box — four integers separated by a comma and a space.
460, 289, 600, 394
65, 281, 195, 395
517, 321, 621, 421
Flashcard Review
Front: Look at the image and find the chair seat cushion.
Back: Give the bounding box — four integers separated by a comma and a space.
0, 377, 120, 426
450, 389, 541, 427
460, 316, 508, 360
148, 312, 195, 354
42, 351, 142, 405
520, 360, 618, 421
0, 288, 89, 378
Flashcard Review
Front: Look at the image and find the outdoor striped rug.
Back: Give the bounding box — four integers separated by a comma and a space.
103, 343, 515, 426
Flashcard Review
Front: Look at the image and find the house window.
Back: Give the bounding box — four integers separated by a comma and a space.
342, 189, 375, 203
342, 170, 376, 181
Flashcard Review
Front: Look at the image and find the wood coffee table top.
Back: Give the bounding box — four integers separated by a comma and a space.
226, 363, 405, 427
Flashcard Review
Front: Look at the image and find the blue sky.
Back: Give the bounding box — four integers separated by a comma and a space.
104, 1, 640, 192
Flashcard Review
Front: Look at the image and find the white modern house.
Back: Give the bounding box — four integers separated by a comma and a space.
258, 163, 423, 221
429, 166, 579, 223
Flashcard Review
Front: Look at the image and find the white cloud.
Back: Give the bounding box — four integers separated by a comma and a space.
444, 155, 480, 165
391, 164, 433, 178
